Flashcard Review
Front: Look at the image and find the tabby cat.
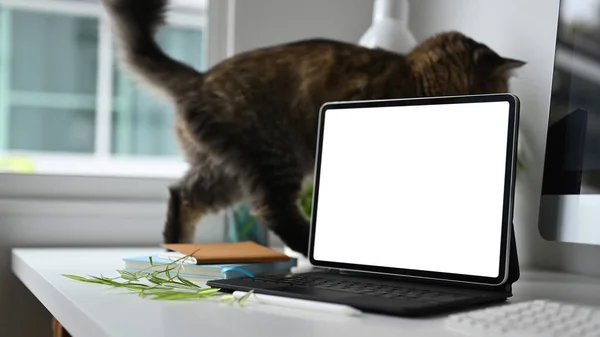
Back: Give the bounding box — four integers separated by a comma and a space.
102, 0, 525, 256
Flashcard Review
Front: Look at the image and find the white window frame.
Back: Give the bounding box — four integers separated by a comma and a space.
0, 0, 234, 202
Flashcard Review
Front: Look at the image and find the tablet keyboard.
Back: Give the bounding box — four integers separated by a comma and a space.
445, 299, 600, 336
252, 275, 475, 304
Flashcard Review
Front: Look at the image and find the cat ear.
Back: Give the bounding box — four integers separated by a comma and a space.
493, 57, 526, 77
474, 47, 526, 76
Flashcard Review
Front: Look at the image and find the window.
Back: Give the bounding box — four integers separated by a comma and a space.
5, 9, 99, 154
0, 0, 220, 179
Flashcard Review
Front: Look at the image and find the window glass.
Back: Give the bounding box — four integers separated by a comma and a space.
1, 8, 98, 153
10, 106, 95, 152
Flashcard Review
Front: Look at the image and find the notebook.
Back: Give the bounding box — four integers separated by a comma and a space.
161, 241, 289, 264
123, 255, 297, 280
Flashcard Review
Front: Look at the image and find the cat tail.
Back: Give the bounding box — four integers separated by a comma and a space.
102, 0, 202, 98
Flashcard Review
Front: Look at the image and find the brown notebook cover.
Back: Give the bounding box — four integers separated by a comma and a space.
161, 241, 290, 264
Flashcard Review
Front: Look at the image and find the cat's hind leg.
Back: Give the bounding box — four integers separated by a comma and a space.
253, 195, 311, 256
248, 168, 311, 257
163, 164, 241, 244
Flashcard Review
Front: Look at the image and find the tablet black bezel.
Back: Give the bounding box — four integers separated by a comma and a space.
307, 93, 519, 287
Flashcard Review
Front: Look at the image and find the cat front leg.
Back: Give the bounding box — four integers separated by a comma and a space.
163, 164, 242, 244
163, 185, 204, 245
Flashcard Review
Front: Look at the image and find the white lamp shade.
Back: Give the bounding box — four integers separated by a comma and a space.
358, 18, 417, 54
359, 0, 417, 54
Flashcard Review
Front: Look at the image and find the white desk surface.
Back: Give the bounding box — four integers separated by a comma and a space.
11, 247, 600, 337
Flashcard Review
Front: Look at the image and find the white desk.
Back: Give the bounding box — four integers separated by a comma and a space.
11, 247, 600, 337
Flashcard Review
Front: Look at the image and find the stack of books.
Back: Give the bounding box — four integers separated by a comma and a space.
123, 241, 297, 280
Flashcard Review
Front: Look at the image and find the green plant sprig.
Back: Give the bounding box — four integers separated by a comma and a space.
62, 249, 254, 305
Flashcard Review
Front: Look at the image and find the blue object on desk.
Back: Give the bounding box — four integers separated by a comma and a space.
122, 255, 296, 280
225, 202, 269, 246
220, 266, 255, 278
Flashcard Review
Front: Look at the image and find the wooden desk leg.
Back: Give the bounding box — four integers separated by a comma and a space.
52, 317, 72, 337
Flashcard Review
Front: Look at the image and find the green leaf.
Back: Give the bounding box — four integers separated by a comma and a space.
149, 256, 153, 266
161, 282, 197, 290
219, 294, 235, 304
89, 276, 121, 285
117, 270, 140, 281
122, 282, 151, 289
62, 274, 91, 282
197, 287, 220, 296
117, 270, 136, 277
238, 216, 255, 239
299, 183, 313, 219
138, 287, 175, 295
238, 290, 254, 307
147, 275, 170, 285
62, 274, 105, 285
142, 288, 221, 301
177, 276, 200, 289
132, 271, 146, 279
122, 285, 150, 291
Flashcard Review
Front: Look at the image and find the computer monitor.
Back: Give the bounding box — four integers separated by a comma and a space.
539, 0, 600, 244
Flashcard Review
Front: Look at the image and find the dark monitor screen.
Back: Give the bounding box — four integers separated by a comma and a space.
539, 0, 600, 244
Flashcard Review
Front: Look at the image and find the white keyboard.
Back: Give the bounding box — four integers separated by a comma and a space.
445, 299, 600, 337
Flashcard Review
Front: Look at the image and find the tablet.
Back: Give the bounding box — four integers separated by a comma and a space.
308, 94, 519, 286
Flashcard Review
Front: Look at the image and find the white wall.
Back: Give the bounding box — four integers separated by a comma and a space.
1, 1, 372, 336
233, 0, 372, 54
409, 0, 600, 277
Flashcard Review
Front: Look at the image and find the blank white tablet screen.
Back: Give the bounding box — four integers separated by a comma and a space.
312, 101, 510, 278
